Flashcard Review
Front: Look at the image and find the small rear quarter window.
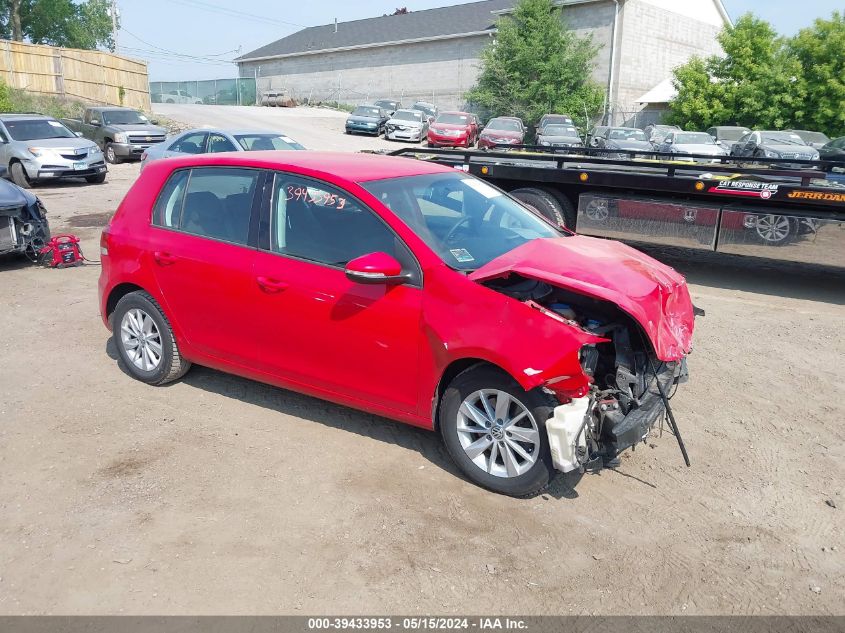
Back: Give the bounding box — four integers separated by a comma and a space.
152, 170, 189, 228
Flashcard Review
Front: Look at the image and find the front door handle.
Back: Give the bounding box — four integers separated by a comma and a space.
256, 276, 289, 293
154, 251, 177, 265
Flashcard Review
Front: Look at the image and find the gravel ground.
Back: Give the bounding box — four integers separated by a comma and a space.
0, 105, 843, 615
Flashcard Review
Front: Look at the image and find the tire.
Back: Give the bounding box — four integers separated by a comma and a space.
165, 99, 175, 104
112, 291, 191, 385
10, 161, 31, 189
104, 143, 122, 164
85, 173, 107, 184
439, 365, 558, 497
510, 187, 575, 228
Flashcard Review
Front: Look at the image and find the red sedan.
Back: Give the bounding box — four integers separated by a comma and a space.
99, 151, 695, 496
427, 111, 479, 148
477, 117, 526, 149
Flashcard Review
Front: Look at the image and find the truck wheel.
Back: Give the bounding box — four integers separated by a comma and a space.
112, 291, 191, 385
105, 143, 122, 164
510, 187, 574, 228
85, 173, 107, 184
10, 162, 31, 189
165, 99, 175, 104
439, 365, 557, 497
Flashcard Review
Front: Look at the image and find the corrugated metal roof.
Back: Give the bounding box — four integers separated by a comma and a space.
236, 0, 515, 61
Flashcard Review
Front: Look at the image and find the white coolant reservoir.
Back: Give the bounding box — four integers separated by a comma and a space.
546, 397, 591, 473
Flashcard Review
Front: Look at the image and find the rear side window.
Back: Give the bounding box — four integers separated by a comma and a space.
152, 167, 259, 245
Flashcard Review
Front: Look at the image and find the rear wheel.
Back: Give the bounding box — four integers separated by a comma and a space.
510, 187, 575, 228
439, 365, 557, 497
10, 162, 31, 188
112, 291, 191, 385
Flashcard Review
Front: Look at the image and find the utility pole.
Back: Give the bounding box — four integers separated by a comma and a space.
109, 0, 120, 52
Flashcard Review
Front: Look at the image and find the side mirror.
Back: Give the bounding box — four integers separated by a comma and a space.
90, 120, 101, 127
151, 120, 160, 125
345, 252, 409, 285
75, 131, 84, 137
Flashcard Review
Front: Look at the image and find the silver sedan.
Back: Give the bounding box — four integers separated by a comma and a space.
141, 128, 306, 170
384, 109, 429, 143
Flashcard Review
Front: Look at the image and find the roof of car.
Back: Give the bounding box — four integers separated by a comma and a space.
0, 113, 52, 120
151, 151, 451, 183
175, 128, 297, 137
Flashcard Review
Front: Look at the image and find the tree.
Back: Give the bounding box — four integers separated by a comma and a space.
0, 0, 115, 50
667, 12, 845, 135
465, 0, 604, 129
789, 11, 845, 137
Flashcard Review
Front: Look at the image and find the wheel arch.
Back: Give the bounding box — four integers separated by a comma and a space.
432, 357, 514, 431
105, 282, 146, 322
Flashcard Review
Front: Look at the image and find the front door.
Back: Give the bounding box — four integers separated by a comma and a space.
147, 166, 263, 365
251, 173, 423, 414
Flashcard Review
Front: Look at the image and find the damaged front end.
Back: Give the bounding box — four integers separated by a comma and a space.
0, 179, 50, 260
470, 236, 696, 472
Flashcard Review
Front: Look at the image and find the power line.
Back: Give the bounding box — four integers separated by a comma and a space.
122, 27, 239, 61
116, 45, 235, 66
169, 0, 306, 29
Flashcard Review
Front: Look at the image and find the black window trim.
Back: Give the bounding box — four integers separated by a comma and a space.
149, 165, 265, 250
259, 170, 424, 288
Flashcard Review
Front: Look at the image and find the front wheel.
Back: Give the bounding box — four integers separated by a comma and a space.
85, 173, 106, 184
439, 365, 557, 497
10, 162, 31, 188
112, 291, 191, 385
104, 143, 122, 164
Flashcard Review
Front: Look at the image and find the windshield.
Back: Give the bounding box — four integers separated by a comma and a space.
486, 119, 522, 132
362, 173, 560, 271
793, 131, 829, 144
102, 110, 149, 125
375, 100, 397, 109
608, 129, 647, 141
436, 113, 470, 125
717, 128, 748, 141
543, 125, 579, 137
761, 132, 806, 145
392, 110, 423, 122
235, 134, 305, 151
4, 119, 76, 141
675, 133, 714, 144
543, 115, 572, 126
412, 103, 435, 116
352, 107, 380, 117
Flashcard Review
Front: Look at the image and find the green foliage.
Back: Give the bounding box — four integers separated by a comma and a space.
0, 0, 115, 50
668, 12, 844, 137
465, 0, 604, 129
789, 11, 845, 137
118, 85, 125, 106
0, 77, 85, 118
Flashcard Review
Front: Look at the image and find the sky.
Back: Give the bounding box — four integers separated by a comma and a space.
117, 0, 844, 81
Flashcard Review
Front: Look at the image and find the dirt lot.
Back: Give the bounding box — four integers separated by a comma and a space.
1, 107, 843, 615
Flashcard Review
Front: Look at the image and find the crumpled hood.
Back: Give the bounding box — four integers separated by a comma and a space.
387, 118, 423, 128
469, 236, 695, 361
539, 135, 582, 145
674, 143, 725, 155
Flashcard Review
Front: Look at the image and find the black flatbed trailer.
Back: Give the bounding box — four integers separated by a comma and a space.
388, 145, 845, 268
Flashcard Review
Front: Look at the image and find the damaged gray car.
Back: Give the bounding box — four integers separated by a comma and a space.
0, 178, 50, 260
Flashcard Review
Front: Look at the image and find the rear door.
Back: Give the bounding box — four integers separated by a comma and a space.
148, 166, 264, 365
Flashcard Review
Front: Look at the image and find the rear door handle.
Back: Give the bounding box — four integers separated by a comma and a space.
256, 276, 289, 293
154, 251, 177, 265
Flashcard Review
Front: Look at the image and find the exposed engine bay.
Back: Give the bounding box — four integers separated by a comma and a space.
482, 273, 690, 471
0, 179, 50, 260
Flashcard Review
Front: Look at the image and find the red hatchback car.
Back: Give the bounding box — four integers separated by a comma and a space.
427, 111, 479, 148
99, 151, 695, 496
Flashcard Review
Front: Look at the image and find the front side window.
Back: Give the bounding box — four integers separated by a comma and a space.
363, 173, 560, 271
270, 175, 399, 267
152, 167, 258, 245
170, 132, 207, 154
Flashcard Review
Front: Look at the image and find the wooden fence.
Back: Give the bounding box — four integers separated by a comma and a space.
0, 39, 150, 110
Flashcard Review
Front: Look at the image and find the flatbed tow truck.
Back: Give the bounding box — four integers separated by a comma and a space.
387, 145, 845, 268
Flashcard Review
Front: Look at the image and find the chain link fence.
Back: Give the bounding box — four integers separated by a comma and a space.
149, 78, 257, 106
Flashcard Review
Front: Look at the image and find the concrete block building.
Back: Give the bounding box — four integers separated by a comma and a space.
235, 0, 731, 125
